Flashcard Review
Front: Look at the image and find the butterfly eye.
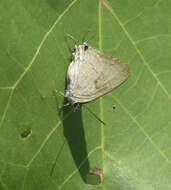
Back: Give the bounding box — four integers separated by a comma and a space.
84, 45, 88, 51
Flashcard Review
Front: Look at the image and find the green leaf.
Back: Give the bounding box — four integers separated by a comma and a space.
0, 0, 171, 189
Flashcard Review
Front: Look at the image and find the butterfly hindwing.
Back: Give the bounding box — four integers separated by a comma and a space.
67, 43, 130, 103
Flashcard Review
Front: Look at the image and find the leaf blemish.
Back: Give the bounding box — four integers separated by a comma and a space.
112, 105, 116, 110
20, 128, 32, 140
90, 168, 104, 185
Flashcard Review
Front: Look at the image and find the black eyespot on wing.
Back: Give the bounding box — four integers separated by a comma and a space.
84, 45, 88, 51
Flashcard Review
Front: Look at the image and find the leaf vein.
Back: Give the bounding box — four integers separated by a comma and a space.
58, 146, 101, 189
103, 3, 171, 99
0, 90, 13, 129
104, 150, 153, 190
110, 94, 171, 166
98, 0, 105, 170
13, 0, 77, 90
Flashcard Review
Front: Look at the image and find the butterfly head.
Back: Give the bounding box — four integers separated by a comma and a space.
72, 42, 89, 57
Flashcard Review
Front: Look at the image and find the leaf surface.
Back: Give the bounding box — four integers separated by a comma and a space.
0, 0, 171, 189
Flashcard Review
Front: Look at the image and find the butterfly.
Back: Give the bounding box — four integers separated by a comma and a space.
65, 42, 130, 108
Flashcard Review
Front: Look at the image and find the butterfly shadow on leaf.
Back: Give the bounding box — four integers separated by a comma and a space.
61, 81, 90, 183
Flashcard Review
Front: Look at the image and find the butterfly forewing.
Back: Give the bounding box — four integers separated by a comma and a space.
69, 45, 130, 103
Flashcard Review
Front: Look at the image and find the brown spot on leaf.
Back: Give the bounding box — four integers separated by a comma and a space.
90, 168, 104, 185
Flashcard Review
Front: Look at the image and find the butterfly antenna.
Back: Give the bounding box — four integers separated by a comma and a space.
66, 33, 79, 45
83, 105, 106, 125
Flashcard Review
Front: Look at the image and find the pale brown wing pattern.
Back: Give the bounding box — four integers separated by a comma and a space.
71, 50, 130, 103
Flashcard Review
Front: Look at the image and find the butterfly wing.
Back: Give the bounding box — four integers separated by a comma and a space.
67, 46, 130, 103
